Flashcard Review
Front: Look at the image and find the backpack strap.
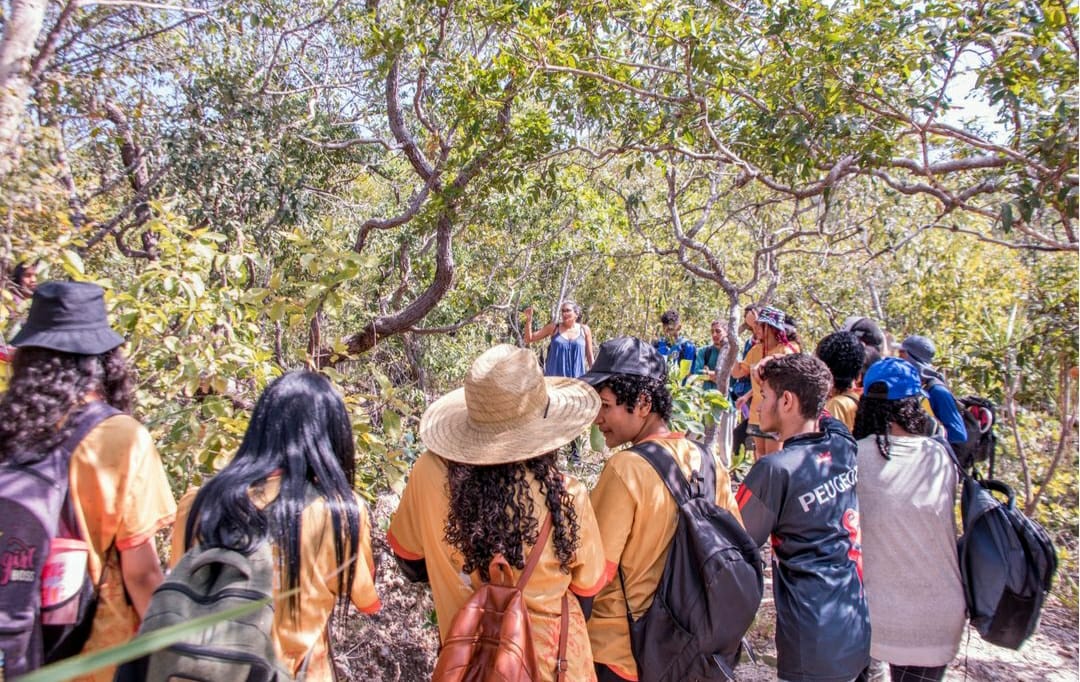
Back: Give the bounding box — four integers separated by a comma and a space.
629, 440, 716, 506
514, 512, 553, 589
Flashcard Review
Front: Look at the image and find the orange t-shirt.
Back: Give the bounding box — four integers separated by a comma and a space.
68, 414, 177, 682
172, 478, 380, 680
825, 390, 860, 432
387, 451, 610, 682
587, 434, 742, 681
738, 341, 797, 426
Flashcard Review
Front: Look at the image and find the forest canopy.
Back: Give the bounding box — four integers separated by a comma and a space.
0, 0, 1076, 569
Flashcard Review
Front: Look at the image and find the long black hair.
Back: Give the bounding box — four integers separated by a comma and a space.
185, 371, 360, 621
0, 346, 132, 463
852, 394, 932, 459
445, 452, 579, 582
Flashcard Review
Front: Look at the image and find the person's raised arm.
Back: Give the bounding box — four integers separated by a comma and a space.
522, 306, 556, 344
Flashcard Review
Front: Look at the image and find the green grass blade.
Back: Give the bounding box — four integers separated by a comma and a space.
15, 597, 269, 682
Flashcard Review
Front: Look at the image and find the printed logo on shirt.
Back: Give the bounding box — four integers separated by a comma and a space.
0, 537, 38, 585
796, 466, 857, 513
816, 451, 832, 465
842, 508, 864, 582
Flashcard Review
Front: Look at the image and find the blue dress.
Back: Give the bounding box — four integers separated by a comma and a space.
545, 327, 587, 378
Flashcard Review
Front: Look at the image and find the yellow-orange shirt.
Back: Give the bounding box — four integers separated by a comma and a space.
387, 451, 609, 682
68, 414, 177, 682
172, 477, 380, 681
825, 390, 860, 432
588, 434, 742, 681
739, 342, 797, 426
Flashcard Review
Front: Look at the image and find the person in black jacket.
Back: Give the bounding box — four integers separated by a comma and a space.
735, 353, 871, 682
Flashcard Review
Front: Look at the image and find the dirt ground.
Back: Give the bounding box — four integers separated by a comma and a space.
337, 458, 1079, 682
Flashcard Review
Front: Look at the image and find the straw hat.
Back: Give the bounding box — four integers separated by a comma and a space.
419, 344, 600, 465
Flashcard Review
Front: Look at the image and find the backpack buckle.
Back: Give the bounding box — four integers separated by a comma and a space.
691, 470, 706, 498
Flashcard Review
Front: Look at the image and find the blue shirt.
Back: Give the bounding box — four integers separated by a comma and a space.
654, 336, 696, 363
545, 327, 587, 379
926, 380, 969, 444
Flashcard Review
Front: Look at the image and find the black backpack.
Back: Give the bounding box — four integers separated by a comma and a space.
117, 541, 292, 681
619, 441, 763, 682
937, 437, 1058, 650
958, 475, 1057, 649
924, 378, 997, 475
0, 401, 119, 676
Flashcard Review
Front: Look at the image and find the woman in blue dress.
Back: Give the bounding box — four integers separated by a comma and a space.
523, 300, 595, 378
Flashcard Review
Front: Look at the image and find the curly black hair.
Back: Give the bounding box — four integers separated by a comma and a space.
852, 394, 932, 459
815, 331, 865, 392
445, 452, 579, 582
757, 353, 832, 420
0, 347, 132, 463
599, 373, 673, 422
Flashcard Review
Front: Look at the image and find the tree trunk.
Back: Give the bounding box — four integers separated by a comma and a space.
0, 0, 48, 177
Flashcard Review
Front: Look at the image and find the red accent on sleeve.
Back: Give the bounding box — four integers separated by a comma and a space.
736, 485, 752, 510
358, 597, 382, 614
571, 560, 617, 597
386, 529, 423, 561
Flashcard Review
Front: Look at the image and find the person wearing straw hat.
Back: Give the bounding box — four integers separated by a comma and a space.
388, 344, 609, 682
852, 357, 965, 682
0, 281, 177, 681
578, 337, 741, 682
730, 305, 798, 458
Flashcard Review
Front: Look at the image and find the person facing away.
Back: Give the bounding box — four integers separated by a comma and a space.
173, 371, 380, 680
388, 344, 609, 682
523, 299, 595, 378
692, 319, 736, 465
653, 309, 696, 383
842, 315, 888, 355
815, 331, 866, 433
735, 353, 871, 682
730, 305, 798, 458
897, 335, 968, 447
852, 357, 965, 682
580, 336, 742, 682
0, 281, 176, 682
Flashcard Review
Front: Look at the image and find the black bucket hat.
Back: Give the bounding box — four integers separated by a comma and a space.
10, 281, 125, 355
580, 336, 667, 387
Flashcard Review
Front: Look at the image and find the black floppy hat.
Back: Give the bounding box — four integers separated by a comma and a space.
580, 336, 667, 387
10, 281, 125, 355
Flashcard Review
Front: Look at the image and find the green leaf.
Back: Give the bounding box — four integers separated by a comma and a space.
61, 249, 85, 276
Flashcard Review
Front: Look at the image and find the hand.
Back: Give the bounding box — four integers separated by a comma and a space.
524, 306, 534, 319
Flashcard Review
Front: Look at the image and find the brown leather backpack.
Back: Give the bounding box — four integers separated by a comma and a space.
432, 514, 568, 682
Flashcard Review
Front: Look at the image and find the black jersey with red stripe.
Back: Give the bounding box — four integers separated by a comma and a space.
737, 417, 871, 682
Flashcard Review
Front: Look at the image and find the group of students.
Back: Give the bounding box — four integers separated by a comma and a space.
0, 281, 967, 682
0, 281, 379, 680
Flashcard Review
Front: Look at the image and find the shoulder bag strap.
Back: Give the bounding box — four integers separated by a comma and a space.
555, 594, 569, 682
515, 512, 553, 589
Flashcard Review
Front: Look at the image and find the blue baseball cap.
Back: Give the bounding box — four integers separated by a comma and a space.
863, 357, 923, 400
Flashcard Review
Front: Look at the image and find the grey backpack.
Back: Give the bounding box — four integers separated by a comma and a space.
119, 540, 292, 682
619, 441, 764, 682
0, 401, 119, 676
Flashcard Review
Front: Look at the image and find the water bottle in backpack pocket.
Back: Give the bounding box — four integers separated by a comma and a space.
0, 401, 118, 676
